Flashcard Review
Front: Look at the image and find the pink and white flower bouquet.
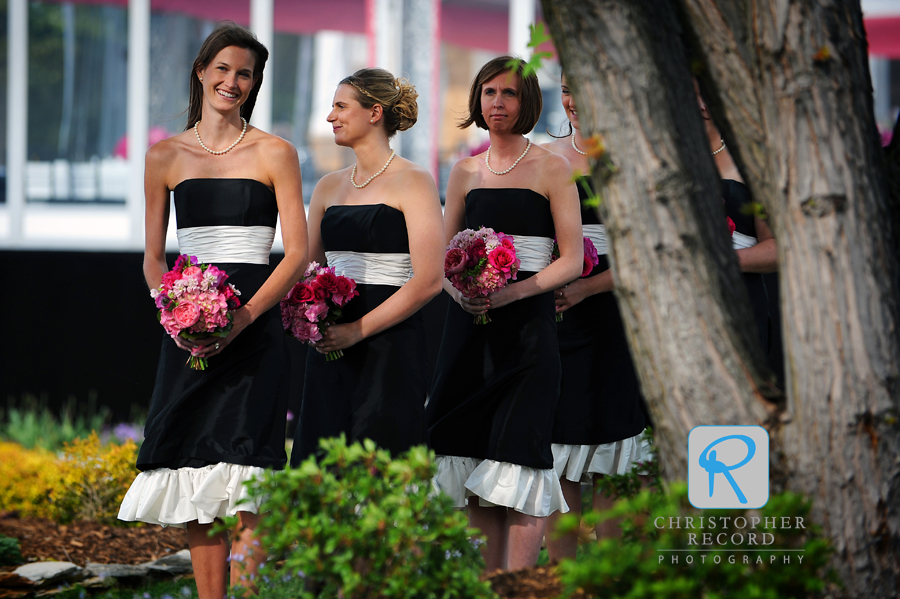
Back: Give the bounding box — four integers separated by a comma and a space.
280, 261, 359, 361
151, 254, 242, 370
551, 236, 600, 322
444, 227, 520, 325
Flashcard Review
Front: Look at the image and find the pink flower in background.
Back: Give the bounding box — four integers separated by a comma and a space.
113, 126, 172, 159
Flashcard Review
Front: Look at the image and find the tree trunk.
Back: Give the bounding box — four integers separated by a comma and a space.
543, 0, 900, 595
677, 0, 900, 595
539, 0, 779, 483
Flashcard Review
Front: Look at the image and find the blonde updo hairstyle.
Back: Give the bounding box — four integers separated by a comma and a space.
341, 68, 418, 138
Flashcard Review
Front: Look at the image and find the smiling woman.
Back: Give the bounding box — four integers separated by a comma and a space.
115, 21, 308, 599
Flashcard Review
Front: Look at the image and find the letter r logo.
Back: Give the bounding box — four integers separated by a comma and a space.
688, 426, 769, 509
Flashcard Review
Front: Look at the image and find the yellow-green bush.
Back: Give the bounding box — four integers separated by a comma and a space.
0, 434, 138, 524
0, 442, 61, 519
51, 433, 138, 524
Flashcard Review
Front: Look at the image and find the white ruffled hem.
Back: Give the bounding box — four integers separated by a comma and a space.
552, 428, 654, 483
433, 456, 568, 517
117, 462, 266, 528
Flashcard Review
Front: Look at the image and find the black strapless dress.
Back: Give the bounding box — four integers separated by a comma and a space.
119, 179, 288, 528
426, 188, 567, 517
291, 204, 428, 464
723, 179, 770, 352
551, 178, 649, 483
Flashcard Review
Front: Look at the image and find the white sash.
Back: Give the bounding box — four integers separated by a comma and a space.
732, 231, 758, 250
511, 235, 553, 272
582, 224, 607, 256
177, 225, 275, 265
325, 250, 413, 286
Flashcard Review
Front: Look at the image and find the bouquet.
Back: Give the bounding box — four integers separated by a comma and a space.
444, 227, 520, 325
151, 254, 241, 370
551, 236, 600, 322
281, 261, 359, 361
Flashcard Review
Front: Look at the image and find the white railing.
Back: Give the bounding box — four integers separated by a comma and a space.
26, 158, 129, 202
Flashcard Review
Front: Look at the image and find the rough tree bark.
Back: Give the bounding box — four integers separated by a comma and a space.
542, 0, 900, 595
676, 0, 900, 594
539, 0, 779, 483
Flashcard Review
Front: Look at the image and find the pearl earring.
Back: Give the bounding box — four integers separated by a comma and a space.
199, 76, 203, 81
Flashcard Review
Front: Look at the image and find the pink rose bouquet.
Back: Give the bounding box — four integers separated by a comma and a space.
551, 236, 601, 322
280, 261, 359, 361
445, 227, 520, 325
151, 254, 242, 370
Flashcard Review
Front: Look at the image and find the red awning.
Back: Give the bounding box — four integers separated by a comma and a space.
865, 17, 900, 58
39, 1, 900, 58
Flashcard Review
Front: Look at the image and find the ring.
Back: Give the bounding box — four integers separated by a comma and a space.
215, 342, 220, 350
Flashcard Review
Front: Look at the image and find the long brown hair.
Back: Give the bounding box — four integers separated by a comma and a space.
184, 22, 269, 131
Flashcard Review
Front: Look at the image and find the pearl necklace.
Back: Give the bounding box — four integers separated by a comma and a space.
351, 150, 396, 189
571, 133, 586, 156
194, 117, 247, 155
485, 139, 532, 175
711, 139, 727, 155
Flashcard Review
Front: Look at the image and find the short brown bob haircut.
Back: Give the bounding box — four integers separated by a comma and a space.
459, 56, 542, 135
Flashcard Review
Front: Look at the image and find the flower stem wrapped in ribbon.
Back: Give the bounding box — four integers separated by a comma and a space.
280, 261, 359, 361
551, 236, 600, 322
445, 227, 520, 325
151, 254, 242, 370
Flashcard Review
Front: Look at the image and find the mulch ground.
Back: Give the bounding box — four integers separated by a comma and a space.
1, 514, 582, 598
0, 514, 188, 569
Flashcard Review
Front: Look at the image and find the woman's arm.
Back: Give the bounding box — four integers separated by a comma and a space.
316, 167, 444, 352
440, 160, 472, 304
737, 216, 777, 273
554, 269, 614, 314
199, 138, 308, 358
485, 153, 583, 310
142, 142, 174, 290
306, 173, 334, 266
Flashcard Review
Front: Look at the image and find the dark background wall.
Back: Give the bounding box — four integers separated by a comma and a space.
0, 250, 449, 434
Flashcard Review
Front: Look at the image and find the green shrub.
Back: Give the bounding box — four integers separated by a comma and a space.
0, 534, 24, 567
556, 483, 835, 598
0, 395, 109, 451
237, 436, 496, 599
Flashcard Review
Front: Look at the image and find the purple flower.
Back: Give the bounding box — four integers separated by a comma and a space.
113, 423, 143, 443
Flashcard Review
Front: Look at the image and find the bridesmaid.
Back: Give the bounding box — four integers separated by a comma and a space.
427, 56, 583, 572
543, 74, 650, 562
697, 82, 777, 351
290, 68, 444, 464
117, 23, 307, 599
